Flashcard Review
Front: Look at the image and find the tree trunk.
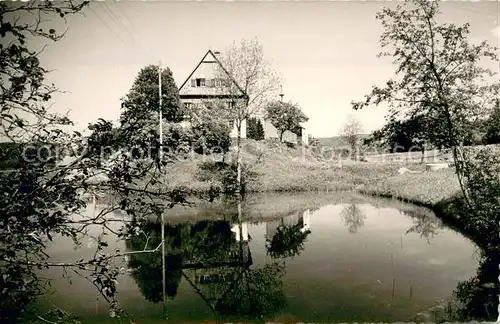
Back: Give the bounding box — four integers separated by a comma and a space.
236, 118, 242, 195
438, 97, 474, 212
237, 195, 243, 259
279, 130, 284, 142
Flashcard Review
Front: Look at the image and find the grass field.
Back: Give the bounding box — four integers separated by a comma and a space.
162, 139, 462, 207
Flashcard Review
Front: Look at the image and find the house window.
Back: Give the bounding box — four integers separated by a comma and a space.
196, 78, 205, 87
207, 79, 214, 87
191, 79, 196, 87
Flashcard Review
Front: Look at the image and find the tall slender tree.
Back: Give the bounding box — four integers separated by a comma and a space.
340, 114, 363, 161
214, 38, 281, 193
351, 0, 499, 207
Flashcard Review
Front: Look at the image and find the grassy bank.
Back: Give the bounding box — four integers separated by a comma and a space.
163, 144, 471, 244
163, 139, 461, 200
162, 139, 483, 247
160, 139, 497, 251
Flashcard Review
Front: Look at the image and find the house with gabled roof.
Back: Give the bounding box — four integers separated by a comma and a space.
178, 49, 248, 138
178, 49, 308, 145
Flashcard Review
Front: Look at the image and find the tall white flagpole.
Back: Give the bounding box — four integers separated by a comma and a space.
159, 62, 166, 317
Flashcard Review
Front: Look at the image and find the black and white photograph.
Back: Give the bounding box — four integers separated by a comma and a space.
0, 0, 499, 322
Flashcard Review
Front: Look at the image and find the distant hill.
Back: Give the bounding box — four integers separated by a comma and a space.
315, 135, 371, 148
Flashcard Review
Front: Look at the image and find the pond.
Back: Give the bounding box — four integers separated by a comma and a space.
36, 192, 479, 323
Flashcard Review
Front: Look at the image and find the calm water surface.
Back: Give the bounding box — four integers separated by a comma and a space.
38, 193, 479, 323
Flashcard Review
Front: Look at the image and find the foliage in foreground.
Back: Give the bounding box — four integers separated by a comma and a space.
352, 1, 499, 320
0, 2, 202, 322
483, 99, 500, 145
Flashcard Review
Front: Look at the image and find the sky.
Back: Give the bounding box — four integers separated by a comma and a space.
32, 0, 500, 138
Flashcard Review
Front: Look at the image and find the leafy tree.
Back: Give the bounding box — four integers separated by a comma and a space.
340, 114, 363, 161
483, 99, 500, 144
351, 1, 499, 320
246, 117, 265, 141
192, 119, 231, 155
265, 101, 308, 142
351, 0, 499, 210
364, 114, 429, 162
160, 122, 194, 157
0, 142, 23, 170
119, 65, 184, 159
0, 2, 196, 322
121, 65, 184, 125
214, 38, 281, 194
453, 253, 499, 321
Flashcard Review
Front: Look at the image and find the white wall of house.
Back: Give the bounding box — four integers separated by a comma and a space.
231, 222, 249, 242
301, 129, 309, 145
301, 209, 311, 233
258, 116, 299, 144
230, 119, 246, 138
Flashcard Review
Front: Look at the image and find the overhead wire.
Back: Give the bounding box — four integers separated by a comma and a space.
86, 2, 127, 45
109, 0, 138, 35
97, 1, 137, 43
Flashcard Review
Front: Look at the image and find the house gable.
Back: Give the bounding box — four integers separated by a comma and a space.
179, 50, 247, 99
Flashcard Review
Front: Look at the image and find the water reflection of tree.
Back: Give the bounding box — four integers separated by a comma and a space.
401, 209, 444, 242
211, 263, 287, 316
266, 222, 311, 259
125, 220, 235, 303
125, 218, 290, 319
340, 204, 366, 234
210, 211, 313, 317
125, 223, 186, 302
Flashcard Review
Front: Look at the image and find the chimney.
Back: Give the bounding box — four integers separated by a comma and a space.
213, 51, 220, 56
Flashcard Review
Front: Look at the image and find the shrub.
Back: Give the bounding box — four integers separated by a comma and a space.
483, 100, 500, 144
463, 148, 500, 251
163, 123, 194, 157
191, 120, 231, 155
247, 117, 265, 141
308, 136, 320, 148
196, 160, 256, 194
0, 142, 22, 170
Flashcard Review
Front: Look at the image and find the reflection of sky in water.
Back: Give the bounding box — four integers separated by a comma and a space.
39, 194, 479, 322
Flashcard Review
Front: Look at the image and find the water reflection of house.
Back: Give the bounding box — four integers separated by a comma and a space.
190, 222, 251, 285
266, 209, 311, 240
